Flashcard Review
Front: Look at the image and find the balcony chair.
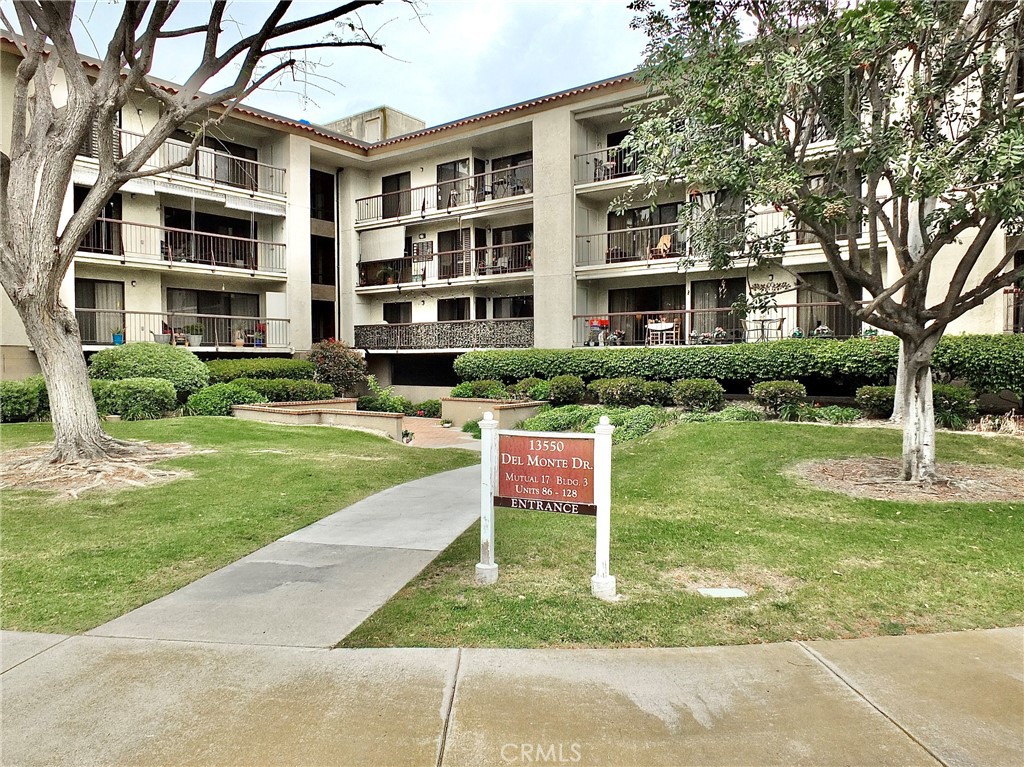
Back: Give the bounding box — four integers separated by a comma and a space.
649, 235, 676, 259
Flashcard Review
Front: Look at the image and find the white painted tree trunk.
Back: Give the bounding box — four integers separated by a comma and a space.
898, 338, 940, 481
890, 338, 907, 424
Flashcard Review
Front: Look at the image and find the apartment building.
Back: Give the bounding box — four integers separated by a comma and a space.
2, 35, 1021, 391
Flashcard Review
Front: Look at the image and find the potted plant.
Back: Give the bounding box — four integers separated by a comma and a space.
252, 330, 264, 348
183, 322, 204, 347
440, 418, 453, 428
376, 266, 398, 285
111, 326, 125, 345
402, 429, 414, 443
232, 323, 246, 347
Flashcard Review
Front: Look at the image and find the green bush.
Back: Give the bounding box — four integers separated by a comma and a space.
105, 377, 177, 420
462, 418, 482, 439
778, 402, 819, 422
0, 378, 41, 422
232, 377, 335, 402
89, 342, 209, 395
206, 358, 315, 383
751, 380, 806, 415
815, 405, 863, 424
357, 375, 412, 413
588, 377, 649, 407
90, 379, 115, 416
407, 399, 442, 418
671, 378, 725, 411
450, 379, 509, 399
547, 375, 585, 405
519, 404, 674, 443
306, 339, 368, 395
508, 377, 551, 401
185, 382, 267, 416
855, 385, 895, 418
678, 405, 765, 423
932, 334, 1024, 396
933, 384, 977, 430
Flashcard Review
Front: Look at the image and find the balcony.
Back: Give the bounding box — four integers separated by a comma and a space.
354, 318, 534, 351
358, 242, 532, 288
573, 147, 638, 185
576, 223, 684, 267
78, 218, 287, 274
355, 164, 534, 224
1007, 289, 1024, 333
75, 308, 290, 350
78, 128, 287, 196
574, 303, 863, 347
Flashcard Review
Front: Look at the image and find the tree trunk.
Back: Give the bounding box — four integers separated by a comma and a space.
19, 297, 129, 463
890, 338, 907, 424
897, 336, 940, 481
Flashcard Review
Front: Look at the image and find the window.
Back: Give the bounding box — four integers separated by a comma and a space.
437, 297, 470, 321
493, 296, 534, 319
438, 228, 473, 278
311, 300, 335, 343
382, 172, 411, 218
437, 159, 470, 208
311, 236, 336, 285
163, 207, 257, 267
383, 301, 412, 324
475, 297, 488, 319
607, 202, 684, 259
310, 170, 335, 222
75, 279, 124, 343
74, 186, 122, 255
491, 152, 533, 197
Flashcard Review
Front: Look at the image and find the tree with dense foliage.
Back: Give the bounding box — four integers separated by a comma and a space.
625, 0, 1024, 480
0, 0, 405, 465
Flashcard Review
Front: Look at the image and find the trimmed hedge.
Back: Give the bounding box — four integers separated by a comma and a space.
450, 379, 508, 399
855, 383, 978, 429
751, 380, 806, 415
206, 358, 315, 383
855, 386, 896, 417
89, 342, 209, 395
104, 377, 177, 420
185, 382, 268, 416
519, 405, 675, 443
508, 377, 552, 401
0, 378, 42, 422
232, 377, 335, 402
454, 335, 1024, 394
548, 375, 585, 405
672, 378, 726, 411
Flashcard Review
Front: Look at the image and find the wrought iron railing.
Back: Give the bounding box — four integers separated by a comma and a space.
355, 164, 534, 223
573, 146, 638, 184
576, 224, 685, 266
75, 308, 289, 349
354, 318, 533, 350
77, 217, 287, 273
77, 128, 287, 196
573, 303, 863, 347
357, 241, 533, 286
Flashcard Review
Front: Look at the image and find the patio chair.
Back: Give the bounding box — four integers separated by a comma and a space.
649, 235, 674, 259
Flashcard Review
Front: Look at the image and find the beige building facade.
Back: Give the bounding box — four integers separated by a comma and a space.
2, 36, 1021, 389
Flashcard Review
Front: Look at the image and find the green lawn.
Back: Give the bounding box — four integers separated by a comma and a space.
0, 418, 477, 634
342, 422, 1024, 649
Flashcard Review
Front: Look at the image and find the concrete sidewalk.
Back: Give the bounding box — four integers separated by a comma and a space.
1, 628, 1021, 766
86, 464, 482, 647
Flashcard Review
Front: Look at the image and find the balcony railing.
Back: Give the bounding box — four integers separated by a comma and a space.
358, 242, 533, 287
573, 146, 638, 185
354, 318, 534, 350
576, 224, 684, 267
355, 164, 534, 224
78, 128, 287, 196
78, 217, 287, 273
573, 303, 863, 347
75, 308, 290, 349
1007, 289, 1024, 333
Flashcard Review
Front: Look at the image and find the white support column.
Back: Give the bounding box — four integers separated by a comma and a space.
591, 415, 616, 600
476, 412, 499, 584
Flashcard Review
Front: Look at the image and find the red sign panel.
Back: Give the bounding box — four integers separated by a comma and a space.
495, 434, 596, 515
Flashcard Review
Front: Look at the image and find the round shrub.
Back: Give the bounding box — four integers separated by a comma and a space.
508, 377, 551, 401
0, 378, 41, 422
185, 382, 268, 416
91, 379, 116, 416
672, 378, 725, 411
409, 399, 442, 418
232, 377, 335, 402
206, 358, 315, 383
106, 377, 177, 420
932, 384, 977, 430
588, 377, 648, 407
306, 339, 368, 395
750, 380, 806, 415
89, 342, 209, 396
450, 380, 508, 399
546, 375, 585, 405
642, 380, 674, 406
855, 385, 895, 418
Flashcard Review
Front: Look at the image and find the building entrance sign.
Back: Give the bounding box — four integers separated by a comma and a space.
475, 412, 616, 600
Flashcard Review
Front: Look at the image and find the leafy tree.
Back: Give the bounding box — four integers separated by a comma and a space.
625, 0, 1024, 480
0, 0, 408, 465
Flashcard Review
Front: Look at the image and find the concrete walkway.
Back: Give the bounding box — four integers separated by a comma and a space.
2, 468, 1022, 765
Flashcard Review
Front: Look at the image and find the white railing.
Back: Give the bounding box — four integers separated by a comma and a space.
573, 146, 638, 184
75, 308, 290, 349
357, 241, 533, 286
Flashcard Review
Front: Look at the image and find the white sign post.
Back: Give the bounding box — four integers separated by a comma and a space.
476, 413, 616, 600
475, 412, 499, 585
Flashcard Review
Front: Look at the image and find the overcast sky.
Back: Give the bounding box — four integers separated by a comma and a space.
56, 0, 648, 129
